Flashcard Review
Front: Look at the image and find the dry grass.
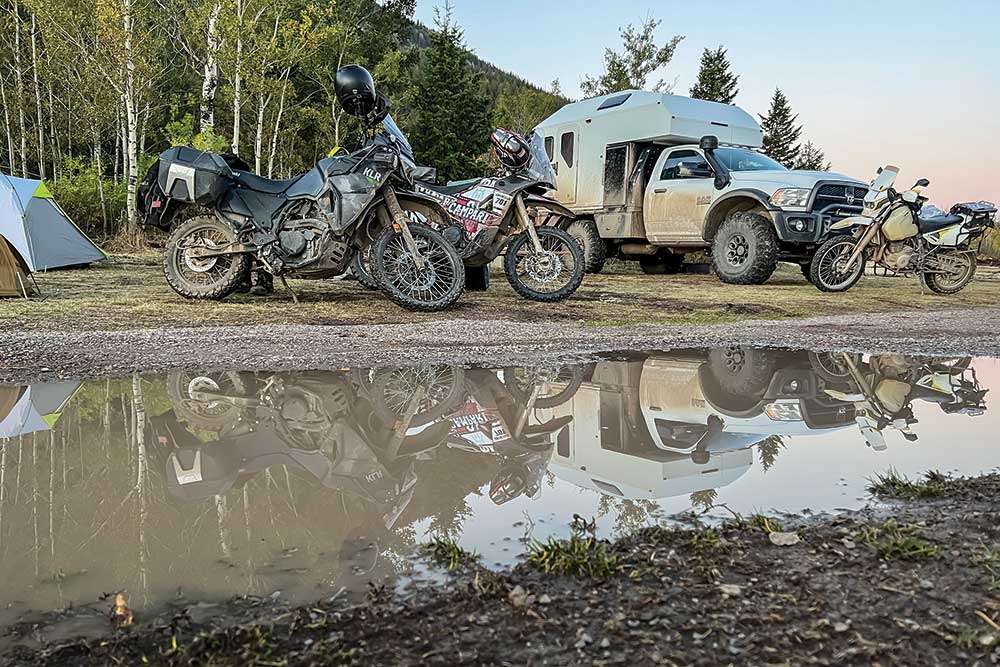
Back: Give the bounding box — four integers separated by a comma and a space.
1, 252, 998, 331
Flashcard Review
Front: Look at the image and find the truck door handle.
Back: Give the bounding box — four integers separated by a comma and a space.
654, 188, 667, 194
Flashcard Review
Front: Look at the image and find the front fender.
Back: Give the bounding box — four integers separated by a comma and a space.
522, 194, 576, 225
392, 190, 454, 226
830, 215, 872, 231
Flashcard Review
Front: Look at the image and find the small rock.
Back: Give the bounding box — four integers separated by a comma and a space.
270, 591, 282, 600
718, 584, 742, 597
979, 633, 998, 647
599, 638, 610, 648
574, 632, 593, 648
919, 579, 934, 590
841, 538, 856, 550
769, 531, 801, 546
833, 622, 850, 633
538, 594, 552, 605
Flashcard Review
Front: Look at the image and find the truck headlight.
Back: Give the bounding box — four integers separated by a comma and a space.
764, 401, 803, 421
770, 188, 811, 209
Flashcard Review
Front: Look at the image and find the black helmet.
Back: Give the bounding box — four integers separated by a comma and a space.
335, 65, 377, 118
491, 128, 531, 171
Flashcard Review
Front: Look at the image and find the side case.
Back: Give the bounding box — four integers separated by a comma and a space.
156, 147, 234, 206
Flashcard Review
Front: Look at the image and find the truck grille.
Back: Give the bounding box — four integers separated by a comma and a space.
812, 184, 868, 213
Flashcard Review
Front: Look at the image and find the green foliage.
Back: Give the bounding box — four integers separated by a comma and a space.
492, 83, 564, 135
867, 468, 949, 499
858, 519, 939, 561
48, 156, 128, 237
581, 16, 684, 97
409, 6, 490, 183
424, 536, 477, 570
756, 435, 785, 473
793, 141, 831, 171
689, 46, 739, 104
527, 533, 618, 578
759, 88, 802, 168
193, 129, 231, 153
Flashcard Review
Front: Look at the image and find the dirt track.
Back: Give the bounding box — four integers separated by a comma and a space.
1, 307, 999, 383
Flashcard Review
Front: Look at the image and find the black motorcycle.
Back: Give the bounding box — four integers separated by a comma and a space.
139, 66, 465, 312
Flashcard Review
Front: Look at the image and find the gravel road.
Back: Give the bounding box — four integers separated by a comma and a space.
2, 307, 999, 383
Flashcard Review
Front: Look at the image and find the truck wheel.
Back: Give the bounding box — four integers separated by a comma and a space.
699, 346, 778, 414
711, 212, 779, 285
639, 253, 684, 275
465, 264, 490, 291
566, 219, 606, 274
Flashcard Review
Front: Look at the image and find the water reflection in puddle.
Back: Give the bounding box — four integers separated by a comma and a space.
0, 349, 996, 639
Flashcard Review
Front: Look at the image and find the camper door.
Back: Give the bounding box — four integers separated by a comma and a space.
545, 126, 578, 206
643, 148, 714, 243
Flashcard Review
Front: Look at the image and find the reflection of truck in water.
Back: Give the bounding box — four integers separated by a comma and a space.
546, 349, 858, 500
534, 91, 866, 283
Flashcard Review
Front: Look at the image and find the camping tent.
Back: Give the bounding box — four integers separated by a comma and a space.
0, 381, 81, 439
0, 173, 106, 276
0, 236, 33, 297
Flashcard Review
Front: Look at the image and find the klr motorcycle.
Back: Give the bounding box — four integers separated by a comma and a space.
138, 66, 465, 312
811, 165, 996, 294
355, 129, 585, 302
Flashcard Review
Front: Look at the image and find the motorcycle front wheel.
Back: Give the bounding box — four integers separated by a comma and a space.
351, 246, 378, 290
373, 224, 466, 312
921, 251, 976, 295
164, 216, 249, 300
810, 237, 865, 293
503, 226, 584, 302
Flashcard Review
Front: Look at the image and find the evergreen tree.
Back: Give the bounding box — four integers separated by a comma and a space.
581, 16, 684, 97
758, 88, 801, 168
793, 140, 831, 171
689, 46, 739, 104
409, 4, 490, 183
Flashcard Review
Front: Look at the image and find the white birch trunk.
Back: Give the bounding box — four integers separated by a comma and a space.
122, 0, 140, 231
230, 0, 245, 155
0, 71, 15, 174
13, 0, 28, 177
254, 91, 267, 174
267, 73, 289, 178
199, 2, 223, 134
30, 13, 45, 180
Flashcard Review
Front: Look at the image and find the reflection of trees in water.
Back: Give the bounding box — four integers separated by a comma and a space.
689, 489, 719, 512
596, 496, 660, 536
0, 375, 501, 616
757, 435, 786, 473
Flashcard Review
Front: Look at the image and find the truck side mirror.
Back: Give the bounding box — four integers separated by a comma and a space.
699, 135, 719, 151
676, 161, 713, 179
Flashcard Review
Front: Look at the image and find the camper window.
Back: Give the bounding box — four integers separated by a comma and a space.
659, 150, 701, 180
544, 136, 554, 161
560, 132, 575, 168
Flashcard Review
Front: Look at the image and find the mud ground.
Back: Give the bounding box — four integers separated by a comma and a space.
4, 473, 1000, 666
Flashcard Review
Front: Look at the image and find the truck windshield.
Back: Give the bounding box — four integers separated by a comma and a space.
715, 148, 786, 172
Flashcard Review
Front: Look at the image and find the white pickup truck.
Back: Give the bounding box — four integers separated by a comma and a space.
534, 91, 867, 284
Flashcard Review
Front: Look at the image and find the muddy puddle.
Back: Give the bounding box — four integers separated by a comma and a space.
0, 348, 997, 646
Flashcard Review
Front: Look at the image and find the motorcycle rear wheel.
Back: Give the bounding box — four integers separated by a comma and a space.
373, 224, 465, 312
164, 216, 249, 300
503, 226, 584, 302
810, 236, 864, 293
921, 251, 976, 295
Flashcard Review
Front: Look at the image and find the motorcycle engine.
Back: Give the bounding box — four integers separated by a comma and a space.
276, 218, 348, 272
884, 240, 917, 270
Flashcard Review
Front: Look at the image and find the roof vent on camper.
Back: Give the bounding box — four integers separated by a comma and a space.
597, 92, 632, 111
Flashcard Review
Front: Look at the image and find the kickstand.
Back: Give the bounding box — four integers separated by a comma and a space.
280, 275, 300, 304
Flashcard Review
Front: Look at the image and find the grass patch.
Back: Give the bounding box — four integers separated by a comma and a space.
858, 519, 938, 561
748, 513, 783, 535
423, 537, 478, 570
526, 533, 618, 579
688, 528, 728, 552
971, 541, 1000, 591
867, 468, 950, 499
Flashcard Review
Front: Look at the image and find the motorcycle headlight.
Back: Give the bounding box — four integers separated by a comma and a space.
770, 188, 811, 209
764, 401, 804, 421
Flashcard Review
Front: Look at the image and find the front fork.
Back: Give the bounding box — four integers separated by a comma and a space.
845, 223, 879, 270
382, 186, 426, 271
514, 194, 544, 254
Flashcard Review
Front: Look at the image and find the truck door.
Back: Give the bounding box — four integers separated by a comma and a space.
548, 127, 578, 205
643, 149, 715, 244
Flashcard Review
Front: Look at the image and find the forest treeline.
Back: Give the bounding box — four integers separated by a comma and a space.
0, 0, 565, 242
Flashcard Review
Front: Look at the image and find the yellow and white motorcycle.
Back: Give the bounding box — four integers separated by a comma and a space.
810, 166, 995, 293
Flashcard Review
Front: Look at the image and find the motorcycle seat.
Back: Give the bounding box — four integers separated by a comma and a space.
232, 170, 300, 194
917, 213, 963, 233
418, 180, 474, 196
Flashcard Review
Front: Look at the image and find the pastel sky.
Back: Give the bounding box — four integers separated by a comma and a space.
415, 0, 999, 208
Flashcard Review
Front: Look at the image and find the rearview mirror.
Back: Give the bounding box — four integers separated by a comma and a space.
699, 135, 719, 151
915, 178, 930, 188
676, 161, 713, 179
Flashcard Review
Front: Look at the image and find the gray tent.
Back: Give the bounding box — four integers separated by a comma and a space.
0, 173, 106, 274
0, 381, 81, 439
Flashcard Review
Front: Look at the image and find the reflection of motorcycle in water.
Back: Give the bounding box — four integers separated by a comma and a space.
823, 354, 987, 450
370, 366, 575, 505
152, 371, 451, 530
